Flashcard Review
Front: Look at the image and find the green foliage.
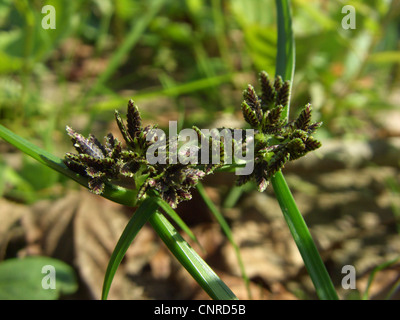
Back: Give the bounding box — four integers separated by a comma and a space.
0, 123, 238, 300
101, 196, 159, 300
0, 256, 77, 300
361, 256, 400, 300
148, 209, 238, 300
271, 0, 338, 300
0, 0, 398, 301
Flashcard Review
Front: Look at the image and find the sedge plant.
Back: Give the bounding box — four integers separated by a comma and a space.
0, 0, 338, 300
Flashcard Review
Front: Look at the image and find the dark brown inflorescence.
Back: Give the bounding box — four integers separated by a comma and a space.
64, 100, 224, 208
64, 72, 322, 207
237, 71, 322, 192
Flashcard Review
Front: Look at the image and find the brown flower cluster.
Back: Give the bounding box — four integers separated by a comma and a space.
64, 72, 322, 207
64, 100, 219, 208
237, 71, 322, 191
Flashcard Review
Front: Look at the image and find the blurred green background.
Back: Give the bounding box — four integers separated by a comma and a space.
0, 0, 398, 202
0, 0, 399, 300
0, 0, 399, 202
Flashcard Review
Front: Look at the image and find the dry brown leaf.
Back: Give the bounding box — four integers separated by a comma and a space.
72, 192, 159, 299
0, 198, 31, 259
10, 190, 160, 299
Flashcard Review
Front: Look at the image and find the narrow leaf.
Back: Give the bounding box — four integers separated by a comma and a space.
0, 125, 138, 206
271, 172, 338, 300
271, 0, 338, 300
101, 197, 159, 300
197, 182, 252, 299
275, 0, 295, 120
149, 191, 200, 246
148, 210, 238, 300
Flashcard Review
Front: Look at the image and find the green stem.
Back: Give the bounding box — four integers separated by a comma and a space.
101, 197, 159, 300
0, 125, 236, 300
275, 0, 295, 121
271, 0, 338, 300
271, 171, 338, 300
148, 210, 238, 300
196, 182, 252, 299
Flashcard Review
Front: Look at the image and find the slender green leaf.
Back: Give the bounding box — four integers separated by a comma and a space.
196, 182, 251, 299
92, 73, 233, 112
275, 0, 295, 120
223, 185, 243, 209
362, 256, 400, 300
0, 125, 236, 300
102, 197, 159, 300
0, 125, 79, 181
369, 51, 400, 64
148, 210, 238, 300
271, 172, 338, 300
87, 0, 167, 98
271, 0, 339, 300
149, 191, 200, 246
0, 124, 138, 206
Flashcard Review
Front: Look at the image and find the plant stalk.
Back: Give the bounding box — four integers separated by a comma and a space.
271, 0, 338, 300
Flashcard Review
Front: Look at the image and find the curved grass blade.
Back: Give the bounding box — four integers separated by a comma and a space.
275, 0, 295, 121
270, 0, 338, 300
0, 125, 236, 300
271, 172, 338, 300
86, 0, 167, 99
196, 182, 251, 299
101, 197, 159, 300
0, 124, 138, 206
148, 191, 201, 247
362, 256, 400, 300
93, 74, 234, 112
148, 209, 238, 300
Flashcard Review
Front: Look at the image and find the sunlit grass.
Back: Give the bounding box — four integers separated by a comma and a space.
0, 0, 398, 300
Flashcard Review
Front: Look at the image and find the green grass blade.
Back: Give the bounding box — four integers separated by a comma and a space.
101, 197, 159, 300
0, 125, 236, 300
0, 124, 138, 206
271, 0, 339, 300
222, 185, 244, 209
196, 182, 251, 299
0, 125, 79, 181
148, 210, 238, 300
275, 0, 295, 120
93, 73, 233, 112
87, 0, 166, 98
362, 256, 400, 300
149, 192, 200, 246
271, 171, 338, 300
